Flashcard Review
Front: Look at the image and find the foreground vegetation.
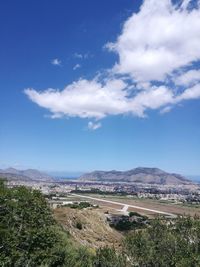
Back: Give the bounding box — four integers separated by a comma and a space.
0, 180, 95, 266
1, 180, 200, 266
124, 216, 200, 266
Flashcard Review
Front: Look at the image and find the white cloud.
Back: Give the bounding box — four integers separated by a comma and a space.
25, 0, 200, 128
74, 53, 91, 59
51, 58, 61, 66
132, 85, 174, 111
107, 0, 200, 82
24, 77, 200, 127
73, 63, 81, 70
24, 79, 176, 121
177, 84, 200, 101
175, 69, 200, 86
160, 106, 173, 114
74, 53, 83, 59
181, 0, 191, 10
24, 79, 132, 120
88, 121, 102, 130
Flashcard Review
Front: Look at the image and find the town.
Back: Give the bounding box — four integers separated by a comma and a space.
6, 178, 200, 205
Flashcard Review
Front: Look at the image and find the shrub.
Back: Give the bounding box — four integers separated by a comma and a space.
76, 221, 83, 230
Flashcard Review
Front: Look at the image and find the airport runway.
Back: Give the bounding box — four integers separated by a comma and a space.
71, 193, 176, 217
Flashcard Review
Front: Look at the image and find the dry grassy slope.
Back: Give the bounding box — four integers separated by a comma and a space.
54, 207, 122, 249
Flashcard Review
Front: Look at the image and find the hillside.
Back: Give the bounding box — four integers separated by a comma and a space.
0, 167, 53, 182
80, 167, 191, 185
54, 207, 122, 249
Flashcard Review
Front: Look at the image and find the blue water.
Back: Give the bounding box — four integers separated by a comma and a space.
187, 175, 200, 183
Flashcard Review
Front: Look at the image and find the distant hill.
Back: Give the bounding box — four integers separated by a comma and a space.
0, 167, 54, 182
79, 167, 191, 185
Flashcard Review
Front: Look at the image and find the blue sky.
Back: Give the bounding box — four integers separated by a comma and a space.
1, 0, 200, 176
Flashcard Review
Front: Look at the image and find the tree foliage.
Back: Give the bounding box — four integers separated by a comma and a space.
124, 216, 200, 267
94, 246, 127, 267
0, 180, 94, 267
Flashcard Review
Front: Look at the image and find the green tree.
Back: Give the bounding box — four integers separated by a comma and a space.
94, 246, 127, 267
0, 182, 63, 266
124, 216, 200, 267
0, 180, 96, 267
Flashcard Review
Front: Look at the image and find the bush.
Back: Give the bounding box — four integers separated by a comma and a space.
64, 201, 92, 209
129, 211, 141, 217
94, 246, 127, 267
110, 215, 147, 231
76, 221, 83, 230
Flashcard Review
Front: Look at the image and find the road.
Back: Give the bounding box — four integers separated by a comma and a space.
71, 193, 176, 217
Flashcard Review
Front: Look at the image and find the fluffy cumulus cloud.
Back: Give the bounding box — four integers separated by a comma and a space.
24, 78, 176, 120
107, 0, 200, 82
25, 79, 131, 119
26, 0, 200, 129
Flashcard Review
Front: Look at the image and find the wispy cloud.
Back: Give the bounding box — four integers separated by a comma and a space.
26, 0, 200, 129
88, 121, 102, 130
74, 53, 83, 59
160, 106, 173, 114
73, 63, 81, 70
74, 52, 92, 59
51, 58, 61, 66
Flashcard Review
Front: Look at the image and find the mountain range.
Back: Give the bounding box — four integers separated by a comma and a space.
0, 168, 53, 182
79, 167, 191, 185
0, 167, 193, 185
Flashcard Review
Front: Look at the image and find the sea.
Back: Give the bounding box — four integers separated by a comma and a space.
187, 175, 200, 183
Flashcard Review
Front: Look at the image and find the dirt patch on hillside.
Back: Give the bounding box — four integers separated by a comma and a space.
54, 207, 123, 249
